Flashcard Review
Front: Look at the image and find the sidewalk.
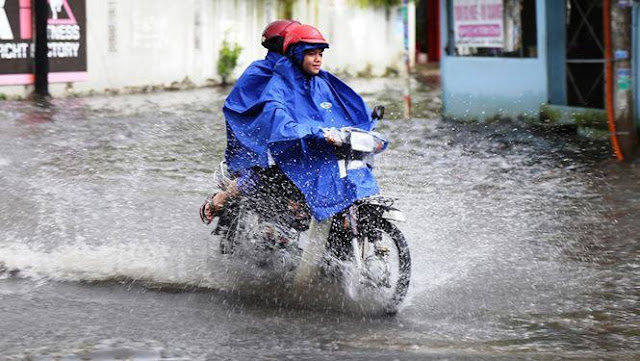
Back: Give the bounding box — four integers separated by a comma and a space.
413, 62, 441, 90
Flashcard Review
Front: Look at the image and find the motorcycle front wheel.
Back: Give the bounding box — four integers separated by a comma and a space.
345, 219, 411, 315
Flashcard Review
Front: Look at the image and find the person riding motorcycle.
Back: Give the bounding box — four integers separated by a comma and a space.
224, 19, 302, 172
204, 24, 379, 223
260, 24, 380, 220
201, 28, 409, 309
200, 20, 301, 224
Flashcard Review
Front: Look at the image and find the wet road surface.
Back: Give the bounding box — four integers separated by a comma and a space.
0, 80, 638, 360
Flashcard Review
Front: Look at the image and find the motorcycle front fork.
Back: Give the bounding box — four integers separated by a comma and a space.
351, 237, 365, 269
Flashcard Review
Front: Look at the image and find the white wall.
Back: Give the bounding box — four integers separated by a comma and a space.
1, 0, 415, 97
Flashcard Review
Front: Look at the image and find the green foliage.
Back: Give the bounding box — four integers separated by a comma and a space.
356, 63, 374, 78
217, 40, 242, 85
0, 93, 6, 100
278, 0, 297, 18
349, 0, 402, 8
384, 66, 400, 77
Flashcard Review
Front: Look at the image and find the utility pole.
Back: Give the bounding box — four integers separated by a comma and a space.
33, 0, 49, 98
605, 0, 637, 160
402, 0, 411, 120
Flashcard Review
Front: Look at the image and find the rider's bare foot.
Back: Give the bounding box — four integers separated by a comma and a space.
199, 180, 240, 224
200, 192, 226, 222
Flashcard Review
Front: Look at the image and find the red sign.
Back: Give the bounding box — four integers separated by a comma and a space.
453, 0, 504, 48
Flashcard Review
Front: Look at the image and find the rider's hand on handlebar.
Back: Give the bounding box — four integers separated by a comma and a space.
375, 139, 385, 152
322, 128, 346, 146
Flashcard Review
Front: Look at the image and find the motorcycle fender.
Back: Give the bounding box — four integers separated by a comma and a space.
382, 208, 407, 223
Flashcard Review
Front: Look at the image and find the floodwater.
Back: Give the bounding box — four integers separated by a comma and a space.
0, 80, 638, 360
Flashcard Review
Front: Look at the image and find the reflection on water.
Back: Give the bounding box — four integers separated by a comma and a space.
0, 84, 638, 359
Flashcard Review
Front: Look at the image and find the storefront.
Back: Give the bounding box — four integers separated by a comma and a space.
0, 0, 87, 86
439, 0, 640, 133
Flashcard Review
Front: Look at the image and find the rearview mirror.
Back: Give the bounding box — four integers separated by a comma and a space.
371, 105, 385, 120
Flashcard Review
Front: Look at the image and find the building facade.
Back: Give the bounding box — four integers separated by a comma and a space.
0, 0, 415, 97
439, 0, 640, 135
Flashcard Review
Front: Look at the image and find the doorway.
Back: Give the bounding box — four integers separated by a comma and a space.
566, 0, 605, 109
416, 0, 440, 63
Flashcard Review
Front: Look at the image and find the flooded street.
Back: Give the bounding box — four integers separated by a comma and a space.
0, 80, 638, 360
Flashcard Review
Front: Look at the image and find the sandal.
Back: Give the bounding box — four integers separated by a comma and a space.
199, 193, 220, 225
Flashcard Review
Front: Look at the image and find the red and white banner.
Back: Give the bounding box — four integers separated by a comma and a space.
453, 0, 504, 48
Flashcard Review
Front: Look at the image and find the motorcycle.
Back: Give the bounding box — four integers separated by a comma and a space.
204, 106, 411, 314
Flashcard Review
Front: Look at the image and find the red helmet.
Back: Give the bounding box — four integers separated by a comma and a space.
261, 20, 301, 53
282, 24, 328, 54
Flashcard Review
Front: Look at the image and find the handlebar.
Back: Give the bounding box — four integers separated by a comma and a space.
322, 127, 388, 154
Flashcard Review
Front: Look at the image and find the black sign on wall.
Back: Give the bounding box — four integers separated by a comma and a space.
0, 0, 87, 85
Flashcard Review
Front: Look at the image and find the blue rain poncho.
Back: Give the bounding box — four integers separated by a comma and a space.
223, 51, 283, 172
224, 43, 379, 220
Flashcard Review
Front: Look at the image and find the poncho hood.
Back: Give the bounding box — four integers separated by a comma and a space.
286, 42, 330, 68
